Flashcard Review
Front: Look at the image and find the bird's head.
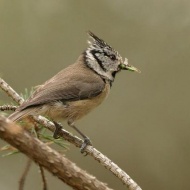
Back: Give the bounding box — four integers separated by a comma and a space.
85, 31, 140, 82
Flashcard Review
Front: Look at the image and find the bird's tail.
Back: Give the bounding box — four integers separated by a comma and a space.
8, 108, 36, 122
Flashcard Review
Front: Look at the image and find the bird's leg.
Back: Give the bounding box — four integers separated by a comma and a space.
68, 120, 92, 153
52, 121, 63, 139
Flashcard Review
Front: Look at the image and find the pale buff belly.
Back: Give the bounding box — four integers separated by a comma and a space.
40, 83, 110, 122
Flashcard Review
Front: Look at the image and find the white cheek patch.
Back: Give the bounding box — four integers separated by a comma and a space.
95, 53, 100, 57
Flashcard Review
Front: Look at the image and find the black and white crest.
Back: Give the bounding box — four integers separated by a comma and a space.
85, 31, 123, 82
88, 31, 112, 49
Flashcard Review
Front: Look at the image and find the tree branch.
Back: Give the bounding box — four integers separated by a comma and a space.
0, 115, 113, 190
0, 77, 142, 190
19, 159, 32, 190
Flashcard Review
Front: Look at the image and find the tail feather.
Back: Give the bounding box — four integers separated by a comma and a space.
8, 108, 37, 122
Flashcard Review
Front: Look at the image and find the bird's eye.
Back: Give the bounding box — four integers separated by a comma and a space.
109, 54, 116, 61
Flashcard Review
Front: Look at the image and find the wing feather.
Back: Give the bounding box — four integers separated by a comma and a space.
18, 64, 105, 111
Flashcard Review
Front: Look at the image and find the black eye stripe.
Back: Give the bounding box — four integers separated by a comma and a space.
91, 50, 107, 71
103, 52, 116, 60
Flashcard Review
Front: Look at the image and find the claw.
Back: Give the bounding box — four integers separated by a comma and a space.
80, 137, 92, 155
53, 121, 62, 139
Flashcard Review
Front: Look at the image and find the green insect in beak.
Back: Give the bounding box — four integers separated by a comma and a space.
120, 58, 141, 73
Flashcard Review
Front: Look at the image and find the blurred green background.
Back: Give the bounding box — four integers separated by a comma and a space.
0, 0, 190, 190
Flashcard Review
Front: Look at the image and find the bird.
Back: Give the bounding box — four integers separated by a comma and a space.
8, 31, 140, 152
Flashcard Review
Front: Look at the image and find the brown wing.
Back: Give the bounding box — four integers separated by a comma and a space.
18, 64, 105, 111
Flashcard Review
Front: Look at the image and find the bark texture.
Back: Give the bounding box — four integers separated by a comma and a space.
0, 116, 113, 190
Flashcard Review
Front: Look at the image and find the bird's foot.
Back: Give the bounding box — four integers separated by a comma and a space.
80, 137, 92, 155
53, 121, 63, 139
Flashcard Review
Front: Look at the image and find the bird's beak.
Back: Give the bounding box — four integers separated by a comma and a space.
119, 58, 141, 73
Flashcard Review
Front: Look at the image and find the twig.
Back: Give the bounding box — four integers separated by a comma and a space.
34, 116, 141, 189
39, 165, 48, 190
0, 77, 142, 190
0, 78, 24, 104
0, 105, 17, 111
19, 159, 32, 190
34, 122, 48, 190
